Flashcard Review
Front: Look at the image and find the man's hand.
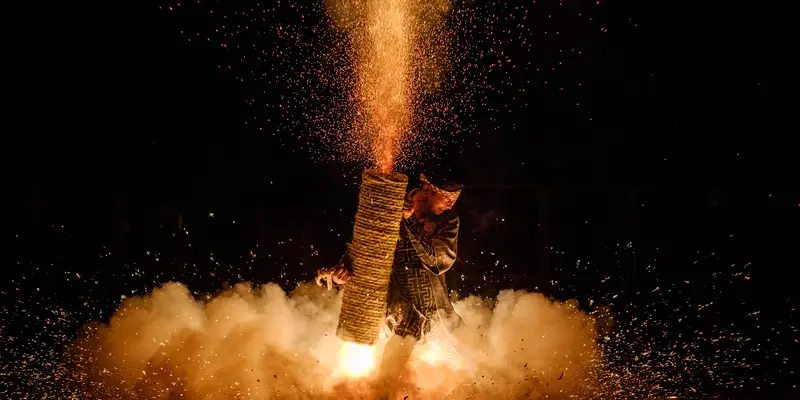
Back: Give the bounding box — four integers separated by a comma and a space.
332, 267, 351, 285
315, 265, 352, 290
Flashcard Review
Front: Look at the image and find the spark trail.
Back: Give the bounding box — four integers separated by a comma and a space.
328, 0, 451, 172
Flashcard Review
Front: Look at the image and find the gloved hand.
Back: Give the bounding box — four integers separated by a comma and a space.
315, 264, 352, 290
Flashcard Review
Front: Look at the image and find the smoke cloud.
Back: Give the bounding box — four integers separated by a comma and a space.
69, 281, 601, 399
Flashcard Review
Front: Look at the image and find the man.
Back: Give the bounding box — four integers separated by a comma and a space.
318, 173, 463, 387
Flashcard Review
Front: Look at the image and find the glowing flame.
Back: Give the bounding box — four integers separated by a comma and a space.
334, 342, 378, 378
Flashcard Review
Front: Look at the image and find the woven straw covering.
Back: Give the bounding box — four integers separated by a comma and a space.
337, 170, 409, 345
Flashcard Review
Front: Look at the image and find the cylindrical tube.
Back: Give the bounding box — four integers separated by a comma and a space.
336, 170, 408, 345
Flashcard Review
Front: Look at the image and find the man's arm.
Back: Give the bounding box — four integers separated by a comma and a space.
402, 213, 459, 275
337, 244, 353, 271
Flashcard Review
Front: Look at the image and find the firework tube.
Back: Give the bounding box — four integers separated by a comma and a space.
336, 170, 408, 345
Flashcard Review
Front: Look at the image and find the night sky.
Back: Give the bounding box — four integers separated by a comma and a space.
9, 0, 798, 398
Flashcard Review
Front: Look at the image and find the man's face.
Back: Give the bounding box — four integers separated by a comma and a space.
428, 189, 458, 215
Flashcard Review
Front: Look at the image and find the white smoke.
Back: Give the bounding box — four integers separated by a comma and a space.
70, 281, 601, 399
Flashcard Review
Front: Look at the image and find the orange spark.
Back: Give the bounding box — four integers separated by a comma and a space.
357, 0, 414, 173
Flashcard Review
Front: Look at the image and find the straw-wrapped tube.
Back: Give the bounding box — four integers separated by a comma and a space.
336, 170, 408, 345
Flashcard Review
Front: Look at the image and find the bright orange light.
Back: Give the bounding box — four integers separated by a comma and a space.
358, 0, 413, 173
334, 342, 378, 378
417, 340, 448, 365
326, 0, 452, 171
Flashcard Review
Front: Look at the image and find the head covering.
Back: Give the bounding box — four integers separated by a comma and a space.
419, 173, 464, 203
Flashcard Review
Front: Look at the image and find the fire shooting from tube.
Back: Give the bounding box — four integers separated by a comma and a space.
359, 0, 412, 173
326, 0, 451, 173
319, 0, 466, 392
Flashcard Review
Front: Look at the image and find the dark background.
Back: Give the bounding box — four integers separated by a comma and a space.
9, 0, 798, 397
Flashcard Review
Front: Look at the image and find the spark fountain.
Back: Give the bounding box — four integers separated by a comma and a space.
325, 0, 420, 375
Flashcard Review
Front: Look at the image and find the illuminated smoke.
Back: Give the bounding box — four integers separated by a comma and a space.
67, 281, 600, 399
